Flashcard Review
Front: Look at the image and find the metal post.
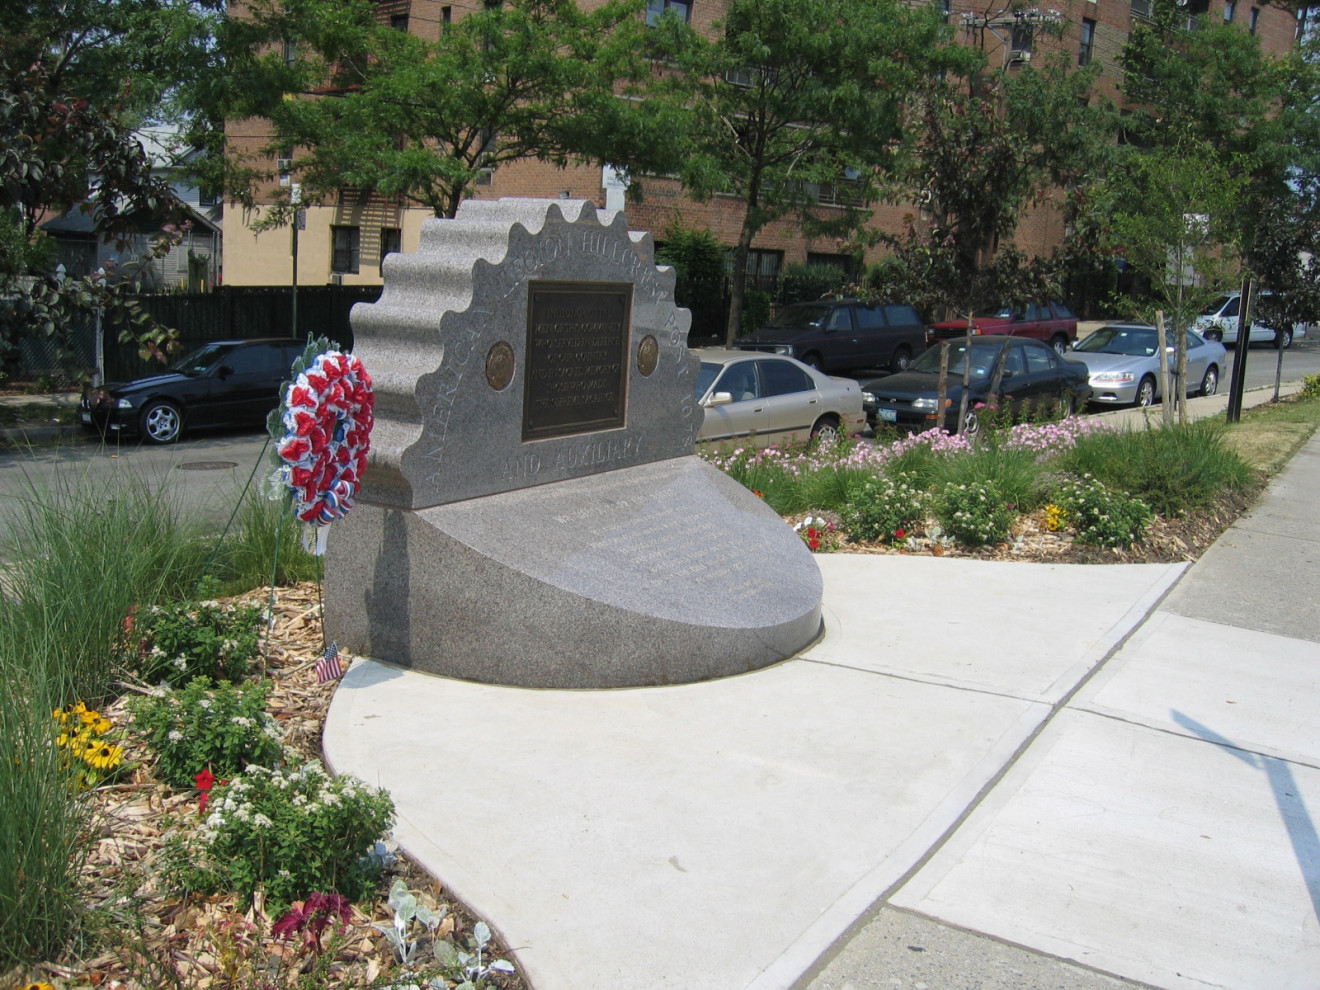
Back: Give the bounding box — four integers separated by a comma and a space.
1226, 278, 1255, 423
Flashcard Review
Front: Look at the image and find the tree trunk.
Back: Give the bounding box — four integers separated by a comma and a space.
725, 222, 756, 348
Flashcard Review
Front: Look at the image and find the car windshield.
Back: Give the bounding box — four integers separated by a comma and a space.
170, 342, 236, 376
696, 361, 722, 399
971, 305, 1015, 319
911, 341, 998, 380
767, 304, 830, 329
1073, 327, 1158, 356
1204, 295, 1234, 316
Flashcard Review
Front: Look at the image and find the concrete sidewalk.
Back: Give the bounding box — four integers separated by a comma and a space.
324, 415, 1320, 990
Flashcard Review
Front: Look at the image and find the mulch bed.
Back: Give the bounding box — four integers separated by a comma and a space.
25, 584, 525, 990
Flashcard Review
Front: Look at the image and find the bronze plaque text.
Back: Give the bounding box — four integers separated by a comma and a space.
523, 282, 631, 441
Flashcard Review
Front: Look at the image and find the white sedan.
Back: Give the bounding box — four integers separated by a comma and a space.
1063, 323, 1227, 407
693, 349, 866, 444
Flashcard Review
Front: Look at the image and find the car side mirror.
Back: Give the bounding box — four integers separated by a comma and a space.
705, 391, 733, 407
217, 364, 234, 378
1001, 369, 1015, 379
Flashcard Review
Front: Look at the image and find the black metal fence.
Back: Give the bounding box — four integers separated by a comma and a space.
9, 285, 382, 383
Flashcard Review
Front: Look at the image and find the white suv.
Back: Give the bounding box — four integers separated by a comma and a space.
1192, 292, 1308, 348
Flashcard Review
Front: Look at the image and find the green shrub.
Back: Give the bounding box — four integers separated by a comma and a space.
740, 290, 773, 336
0, 467, 213, 702
1302, 372, 1320, 399
0, 643, 90, 967
212, 489, 321, 595
933, 480, 1016, 547
841, 473, 927, 542
1062, 422, 1252, 517
929, 443, 1048, 513
779, 262, 851, 305
129, 677, 284, 789
199, 761, 395, 912
1052, 474, 1154, 548
118, 599, 263, 686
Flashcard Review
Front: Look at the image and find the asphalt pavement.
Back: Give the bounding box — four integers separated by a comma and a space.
321, 381, 1320, 990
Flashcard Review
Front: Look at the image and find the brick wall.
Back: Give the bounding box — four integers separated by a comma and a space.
223, 0, 1302, 288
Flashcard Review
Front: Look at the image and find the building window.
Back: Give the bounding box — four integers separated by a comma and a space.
939, 0, 952, 23
283, 39, 297, 66
332, 226, 360, 275
1010, 21, 1033, 55
646, 0, 691, 26
1079, 18, 1095, 65
1249, 6, 1259, 31
390, 13, 408, 30
1131, 0, 1153, 20
380, 227, 401, 275
441, 5, 451, 25
730, 249, 782, 294
1223, 0, 1235, 21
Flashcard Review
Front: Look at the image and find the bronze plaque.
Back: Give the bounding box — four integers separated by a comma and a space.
486, 340, 515, 391
523, 282, 632, 441
637, 334, 659, 377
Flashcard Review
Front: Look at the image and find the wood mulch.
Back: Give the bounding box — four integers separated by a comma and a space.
26, 583, 525, 990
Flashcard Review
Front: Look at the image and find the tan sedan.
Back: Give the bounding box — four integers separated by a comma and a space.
693, 348, 866, 444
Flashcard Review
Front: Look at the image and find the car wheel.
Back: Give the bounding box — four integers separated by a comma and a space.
1050, 334, 1070, 357
140, 400, 183, 444
801, 352, 823, 371
1058, 391, 1076, 417
1136, 376, 1156, 408
958, 408, 979, 437
1277, 327, 1293, 349
810, 415, 840, 443
889, 345, 912, 373
1200, 365, 1219, 396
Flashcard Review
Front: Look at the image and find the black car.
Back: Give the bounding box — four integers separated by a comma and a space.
861, 336, 1092, 435
733, 298, 927, 374
81, 338, 304, 444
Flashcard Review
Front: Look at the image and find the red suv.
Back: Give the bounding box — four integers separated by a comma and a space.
926, 301, 1078, 356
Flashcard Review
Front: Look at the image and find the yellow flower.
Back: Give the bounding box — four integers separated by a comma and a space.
52, 707, 68, 724
55, 732, 70, 748
79, 708, 101, 726
21, 982, 56, 990
92, 717, 113, 735
84, 743, 123, 772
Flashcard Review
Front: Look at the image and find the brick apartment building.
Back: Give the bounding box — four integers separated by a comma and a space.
221, 0, 1304, 294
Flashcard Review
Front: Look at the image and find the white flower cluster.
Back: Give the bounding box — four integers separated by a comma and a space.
199, 760, 383, 845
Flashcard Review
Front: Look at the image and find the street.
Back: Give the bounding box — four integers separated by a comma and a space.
1, 335, 1317, 548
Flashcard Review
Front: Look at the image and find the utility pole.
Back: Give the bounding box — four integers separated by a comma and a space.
291, 182, 303, 339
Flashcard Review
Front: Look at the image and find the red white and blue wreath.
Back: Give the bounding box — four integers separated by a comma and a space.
268, 337, 374, 555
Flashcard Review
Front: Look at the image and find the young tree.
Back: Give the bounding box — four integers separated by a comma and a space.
0, 9, 205, 372
219, 0, 670, 223
663, 0, 964, 346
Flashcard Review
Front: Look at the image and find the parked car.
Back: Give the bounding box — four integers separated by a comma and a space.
860, 336, 1091, 436
926, 301, 1079, 355
1062, 323, 1226, 407
1190, 291, 1307, 348
732, 298, 927, 374
81, 338, 304, 444
693, 349, 866, 444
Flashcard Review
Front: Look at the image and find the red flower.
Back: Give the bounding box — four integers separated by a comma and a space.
809, 538, 820, 550
195, 768, 226, 816
894, 528, 906, 541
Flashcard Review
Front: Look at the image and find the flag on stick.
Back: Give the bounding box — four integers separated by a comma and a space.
316, 641, 343, 682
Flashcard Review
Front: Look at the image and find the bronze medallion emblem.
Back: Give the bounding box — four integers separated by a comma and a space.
485, 340, 515, 391
637, 334, 659, 377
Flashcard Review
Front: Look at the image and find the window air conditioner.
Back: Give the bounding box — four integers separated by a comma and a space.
330, 273, 344, 286
276, 158, 293, 173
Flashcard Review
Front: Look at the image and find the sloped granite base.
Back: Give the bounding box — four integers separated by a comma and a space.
324, 457, 822, 688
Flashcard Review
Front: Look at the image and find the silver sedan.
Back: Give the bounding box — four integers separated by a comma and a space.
1063, 323, 1227, 407
693, 349, 866, 444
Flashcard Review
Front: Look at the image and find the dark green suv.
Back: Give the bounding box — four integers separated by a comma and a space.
732, 298, 927, 374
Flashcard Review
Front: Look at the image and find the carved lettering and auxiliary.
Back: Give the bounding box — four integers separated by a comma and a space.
523, 283, 630, 441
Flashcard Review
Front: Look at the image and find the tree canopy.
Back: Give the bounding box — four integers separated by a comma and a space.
217, 0, 666, 222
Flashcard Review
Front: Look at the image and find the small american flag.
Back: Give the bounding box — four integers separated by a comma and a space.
316, 641, 343, 682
